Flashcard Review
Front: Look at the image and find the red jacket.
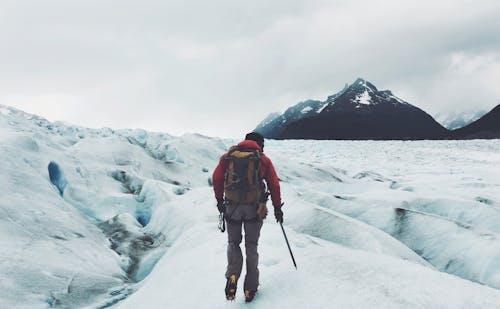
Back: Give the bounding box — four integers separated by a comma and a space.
212, 140, 282, 207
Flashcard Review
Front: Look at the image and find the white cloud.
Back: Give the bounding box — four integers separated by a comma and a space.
1, 0, 499, 137
426, 51, 500, 113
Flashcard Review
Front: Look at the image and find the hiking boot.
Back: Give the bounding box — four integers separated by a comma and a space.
225, 275, 238, 301
244, 290, 257, 302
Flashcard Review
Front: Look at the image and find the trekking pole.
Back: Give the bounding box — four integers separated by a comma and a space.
280, 222, 297, 269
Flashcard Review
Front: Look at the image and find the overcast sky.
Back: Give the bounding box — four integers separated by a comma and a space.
1, 0, 500, 138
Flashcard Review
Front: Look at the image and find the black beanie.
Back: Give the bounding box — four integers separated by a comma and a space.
245, 132, 264, 149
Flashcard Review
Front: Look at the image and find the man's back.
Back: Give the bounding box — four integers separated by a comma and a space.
212, 139, 281, 207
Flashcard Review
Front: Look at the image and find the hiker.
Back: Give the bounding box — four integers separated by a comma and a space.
212, 132, 283, 302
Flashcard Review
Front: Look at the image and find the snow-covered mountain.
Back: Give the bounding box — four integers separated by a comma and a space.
452, 104, 500, 139
2, 104, 500, 308
255, 78, 449, 140
254, 99, 325, 138
435, 110, 487, 130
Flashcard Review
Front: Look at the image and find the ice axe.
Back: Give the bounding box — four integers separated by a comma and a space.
280, 222, 297, 269
218, 212, 225, 233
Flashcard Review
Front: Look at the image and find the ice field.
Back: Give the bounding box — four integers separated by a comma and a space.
1, 104, 500, 308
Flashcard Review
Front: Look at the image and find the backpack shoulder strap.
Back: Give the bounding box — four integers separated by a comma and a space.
227, 145, 238, 156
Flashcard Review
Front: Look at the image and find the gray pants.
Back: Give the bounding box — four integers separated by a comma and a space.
225, 202, 263, 292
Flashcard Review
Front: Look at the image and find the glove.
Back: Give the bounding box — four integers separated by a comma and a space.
274, 203, 284, 223
217, 200, 225, 213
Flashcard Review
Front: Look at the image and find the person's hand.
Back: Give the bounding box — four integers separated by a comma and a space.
274, 203, 284, 223
217, 200, 225, 213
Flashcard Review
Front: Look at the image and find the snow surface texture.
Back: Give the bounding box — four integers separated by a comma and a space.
0, 105, 226, 308
2, 104, 500, 308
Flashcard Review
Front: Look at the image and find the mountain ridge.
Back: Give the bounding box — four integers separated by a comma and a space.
255, 79, 500, 140
435, 110, 487, 130
452, 104, 500, 139
255, 78, 448, 140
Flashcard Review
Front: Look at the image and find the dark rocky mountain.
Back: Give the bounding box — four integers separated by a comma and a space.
255, 78, 449, 140
255, 99, 323, 138
451, 104, 500, 139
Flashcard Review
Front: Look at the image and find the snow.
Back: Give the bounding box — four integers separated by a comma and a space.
0, 105, 225, 308
0, 105, 10, 116
300, 106, 313, 114
355, 90, 372, 105
2, 104, 500, 308
388, 94, 407, 105
435, 110, 486, 130
258, 113, 280, 128
316, 102, 329, 113
269, 139, 500, 290
121, 217, 500, 309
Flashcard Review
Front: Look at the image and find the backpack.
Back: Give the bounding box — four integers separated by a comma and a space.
224, 146, 262, 204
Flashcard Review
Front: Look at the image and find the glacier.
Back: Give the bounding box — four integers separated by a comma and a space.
1, 104, 500, 308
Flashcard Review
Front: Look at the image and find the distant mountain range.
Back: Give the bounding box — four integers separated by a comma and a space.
435, 110, 487, 130
451, 104, 500, 139
255, 78, 500, 140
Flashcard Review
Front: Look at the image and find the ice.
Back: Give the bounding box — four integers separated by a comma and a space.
0, 105, 10, 116
2, 104, 500, 308
393, 207, 500, 289
120, 220, 500, 309
0, 105, 226, 307
98, 213, 165, 281
48, 161, 68, 196
285, 201, 429, 265
267, 139, 500, 289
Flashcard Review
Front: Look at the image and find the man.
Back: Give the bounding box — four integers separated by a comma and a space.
212, 132, 283, 302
